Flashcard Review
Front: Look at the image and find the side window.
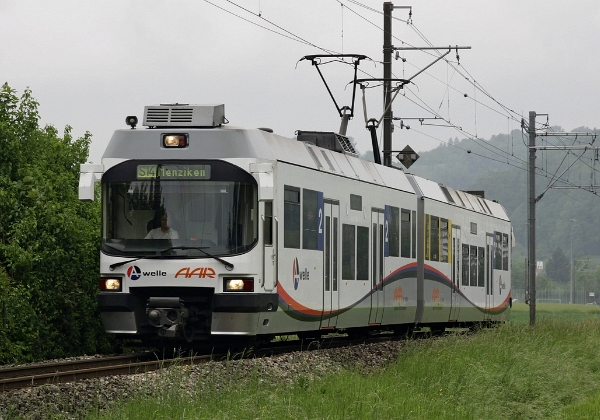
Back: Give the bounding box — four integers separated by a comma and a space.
425, 215, 431, 261
462, 244, 470, 286
478, 246, 485, 287
440, 218, 449, 263
357, 226, 369, 280
284, 186, 300, 248
401, 209, 411, 258
502, 233, 509, 271
494, 232, 502, 270
431, 216, 440, 262
302, 189, 319, 250
264, 201, 273, 246
342, 224, 355, 280
470, 245, 478, 286
388, 206, 399, 257
411, 210, 416, 259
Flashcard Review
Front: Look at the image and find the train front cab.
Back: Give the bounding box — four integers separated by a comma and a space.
95, 157, 280, 343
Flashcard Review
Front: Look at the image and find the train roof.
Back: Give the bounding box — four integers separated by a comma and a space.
102, 118, 508, 221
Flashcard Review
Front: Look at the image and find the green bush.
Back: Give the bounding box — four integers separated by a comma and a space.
0, 83, 111, 362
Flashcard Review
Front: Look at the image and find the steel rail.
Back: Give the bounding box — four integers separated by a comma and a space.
0, 329, 461, 391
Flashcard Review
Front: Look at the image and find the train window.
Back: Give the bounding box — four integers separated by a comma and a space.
470, 222, 477, 235
302, 189, 319, 250
357, 226, 369, 280
440, 218, 449, 263
401, 209, 411, 258
284, 186, 301, 248
430, 216, 440, 262
470, 245, 478, 286
388, 206, 400, 257
462, 244, 469, 286
425, 215, 431, 260
502, 233, 509, 271
101, 160, 259, 258
494, 232, 502, 270
264, 201, 273, 246
350, 194, 362, 211
411, 210, 416, 259
333, 218, 338, 291
478, 246, 485, 287
342, 224, 355, 280
325, 216, 330, 292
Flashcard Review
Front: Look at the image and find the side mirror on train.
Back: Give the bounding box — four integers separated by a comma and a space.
79, 164, 104, 201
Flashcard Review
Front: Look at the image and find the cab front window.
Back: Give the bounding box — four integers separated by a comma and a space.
101, 160, 258, 257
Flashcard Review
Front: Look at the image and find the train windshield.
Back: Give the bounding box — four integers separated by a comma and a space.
101, 160, 258, 257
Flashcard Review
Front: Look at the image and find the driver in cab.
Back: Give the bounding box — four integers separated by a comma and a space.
145, 210, 179, 239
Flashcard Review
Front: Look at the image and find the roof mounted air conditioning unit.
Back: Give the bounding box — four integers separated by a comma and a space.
143, 104, 225, 128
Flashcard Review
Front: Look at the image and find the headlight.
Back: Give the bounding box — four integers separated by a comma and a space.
224, 277, 254, 292
100, 278, 122, 291
162, 133, 188, 148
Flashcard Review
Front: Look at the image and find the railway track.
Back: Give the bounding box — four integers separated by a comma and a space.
0, 330, 448, 392
0, 352, 179, 391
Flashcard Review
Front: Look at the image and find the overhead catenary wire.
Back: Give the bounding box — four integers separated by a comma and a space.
408, 125, 598, 198
202, 0, 322, 48
205, 0, 600, 198
216, 0, 525, 156
338, 0, 525, 124
339, 3, 600, 197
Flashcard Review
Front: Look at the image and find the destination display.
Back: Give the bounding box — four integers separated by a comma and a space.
136, 164, 211, 180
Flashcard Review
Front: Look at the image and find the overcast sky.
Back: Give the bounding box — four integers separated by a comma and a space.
2, 0, 599, 163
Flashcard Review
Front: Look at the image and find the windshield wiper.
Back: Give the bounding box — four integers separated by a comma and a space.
109, 256, 156, 271
161, 246, 234, 271
109, 253, 192, 271
109, 247, 235, 271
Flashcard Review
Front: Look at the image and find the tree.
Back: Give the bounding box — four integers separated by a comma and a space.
0, 83, 109, 363
546, 247, 570, 284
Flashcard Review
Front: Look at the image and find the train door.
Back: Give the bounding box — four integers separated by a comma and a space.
450, 225, 461, 320
486, 233, 494, 311
369, 209, 385, 324
262, 201, 276, 291
322, 201, 339, 327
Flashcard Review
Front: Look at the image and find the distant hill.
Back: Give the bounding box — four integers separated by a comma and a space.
400, 129, 600, 260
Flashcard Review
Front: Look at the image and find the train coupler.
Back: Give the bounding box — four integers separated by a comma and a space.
146, 297, 189, 338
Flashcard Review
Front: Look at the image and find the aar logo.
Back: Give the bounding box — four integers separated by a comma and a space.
175, 267, 216, 278
293, 258, 300, 290
127, 265, 142, 281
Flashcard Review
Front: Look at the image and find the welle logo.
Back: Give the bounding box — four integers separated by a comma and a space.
127, 266, 142, 280
126, 266, 166, 280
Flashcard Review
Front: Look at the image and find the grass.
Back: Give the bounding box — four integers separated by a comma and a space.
511, 302, 600, 325
78, 303, 600, 420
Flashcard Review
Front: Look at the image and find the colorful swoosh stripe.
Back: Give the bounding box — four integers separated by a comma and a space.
278, 262, 511, 322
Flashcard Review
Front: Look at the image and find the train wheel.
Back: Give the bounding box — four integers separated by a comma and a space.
429, 325, 446, 336
393, 325, 414, 338
346, 327, 369, 340
297, 332, 322, 343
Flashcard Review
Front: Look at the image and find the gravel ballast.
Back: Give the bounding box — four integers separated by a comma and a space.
0, 340, 407, 419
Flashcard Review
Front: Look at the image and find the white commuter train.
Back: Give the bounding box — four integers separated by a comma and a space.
79, 103, 512, 345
